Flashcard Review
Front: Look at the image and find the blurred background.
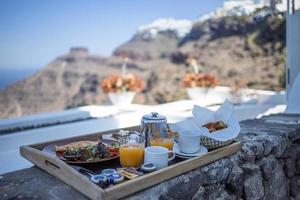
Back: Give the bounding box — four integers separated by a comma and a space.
0, 0, 287, 119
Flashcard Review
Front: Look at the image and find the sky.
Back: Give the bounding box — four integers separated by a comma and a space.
0, 0, 223, 70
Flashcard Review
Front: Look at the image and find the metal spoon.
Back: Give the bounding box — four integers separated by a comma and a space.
71, 165, 108, 187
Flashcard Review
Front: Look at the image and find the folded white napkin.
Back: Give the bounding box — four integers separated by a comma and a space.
170, 100, 240, 142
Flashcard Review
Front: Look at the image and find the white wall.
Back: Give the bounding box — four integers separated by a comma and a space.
287, 0, 300, 96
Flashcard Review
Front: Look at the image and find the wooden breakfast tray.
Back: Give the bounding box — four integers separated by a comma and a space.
20, 126, 242, 200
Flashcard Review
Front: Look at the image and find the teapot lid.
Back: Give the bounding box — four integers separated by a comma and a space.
142, 112, 166, 122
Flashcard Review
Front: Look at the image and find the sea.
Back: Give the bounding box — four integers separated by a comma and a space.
0, 68, 38, 91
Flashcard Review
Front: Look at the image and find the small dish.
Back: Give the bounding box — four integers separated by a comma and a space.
175, 154, 195, 160
173, 143, 208, 158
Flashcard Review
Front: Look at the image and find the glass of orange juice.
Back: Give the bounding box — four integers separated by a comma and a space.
150, 137, 174, 150
119, 135, 144, 168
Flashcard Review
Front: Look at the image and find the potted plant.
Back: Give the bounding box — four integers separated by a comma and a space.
101, 56, 144, 107
182, 58, 220, 105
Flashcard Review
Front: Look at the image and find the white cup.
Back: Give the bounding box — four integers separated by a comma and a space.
178, 131, 201, 154
144, 146, 175, 170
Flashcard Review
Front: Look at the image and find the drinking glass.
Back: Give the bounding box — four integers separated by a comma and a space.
150, 135, 175, 150
119, 135, 144, 168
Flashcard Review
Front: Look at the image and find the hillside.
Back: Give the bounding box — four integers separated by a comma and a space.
0, 10, 286, 119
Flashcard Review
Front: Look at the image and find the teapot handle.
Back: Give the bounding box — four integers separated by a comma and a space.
141, 125, 151, 147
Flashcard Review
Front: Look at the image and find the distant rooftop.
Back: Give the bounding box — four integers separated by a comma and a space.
69, 47, 89, 57
70, 47, 89, 52
136, 0, 286, 40
198, 0, 286, 22
137, 18, 193, 40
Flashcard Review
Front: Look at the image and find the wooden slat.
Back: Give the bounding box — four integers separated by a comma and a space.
31, 126, 139, 150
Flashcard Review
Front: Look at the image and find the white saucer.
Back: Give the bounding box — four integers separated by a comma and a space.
173, 143, 208, 158
175, 154, 196, 160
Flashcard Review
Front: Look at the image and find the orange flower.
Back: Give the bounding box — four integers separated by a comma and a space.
101, 74, 144, 93
182, 73, 219, 88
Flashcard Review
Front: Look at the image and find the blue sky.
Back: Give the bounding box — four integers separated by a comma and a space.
0, 0, 223, 69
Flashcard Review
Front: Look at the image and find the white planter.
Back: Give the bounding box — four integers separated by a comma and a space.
255, 90, 286, 105
108, 92, 136, 108
186, 86, 257, 105
187, 87, 211, 104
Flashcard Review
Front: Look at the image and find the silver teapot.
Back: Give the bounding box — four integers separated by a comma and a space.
140, 112, 168, 147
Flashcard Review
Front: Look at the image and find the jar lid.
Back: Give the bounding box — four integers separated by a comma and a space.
90, 174, 107, 184
142, 112, 166, 122
101, 169, 117, 176
141, 163, 157, 172
112, 173, 124, 184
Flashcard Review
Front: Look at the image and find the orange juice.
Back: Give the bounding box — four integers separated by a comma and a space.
150, 137, 174, 150
119, 144, 144, 167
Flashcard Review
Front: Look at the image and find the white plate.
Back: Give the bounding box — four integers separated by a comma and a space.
173, 143, 208, 157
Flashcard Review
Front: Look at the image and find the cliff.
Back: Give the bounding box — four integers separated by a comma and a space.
0, 9, 286, 119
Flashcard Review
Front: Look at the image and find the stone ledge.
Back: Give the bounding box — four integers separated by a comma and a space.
1, 114, 300, 200
126, 114, 300, 200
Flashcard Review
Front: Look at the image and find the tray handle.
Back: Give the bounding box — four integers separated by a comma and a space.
20, 146, 67, 173
45, 159, 61, 171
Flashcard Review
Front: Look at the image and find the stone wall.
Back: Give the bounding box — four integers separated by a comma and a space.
127, 114, 300, 200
